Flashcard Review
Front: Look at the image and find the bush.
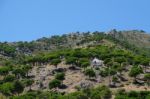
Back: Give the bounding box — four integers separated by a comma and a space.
13, 80, 24, 95
84, 68, 96, 78
0, 82, 14, 95
4, 75, 15, 82
129, 66, 143, 77
99, 70, 108, 77
49, 79, 61, 89
55, 73, 65, 80
50, 59, 61, 68
112, 76, 118, 82
90, 85, 112, 99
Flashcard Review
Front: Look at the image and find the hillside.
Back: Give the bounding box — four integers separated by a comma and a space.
0, 30, 150, 99
108, 29, 150, 48
1, 30, 150, 57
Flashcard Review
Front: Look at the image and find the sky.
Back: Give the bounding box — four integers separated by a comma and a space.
0, 0, 150, 42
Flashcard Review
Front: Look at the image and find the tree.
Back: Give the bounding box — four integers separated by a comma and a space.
12, 68, 25, 79
84, 69, 96, 78
63, 91, 88, 99
3, 75, 15, 82
141, 59, 149, 72
129, 65, 143, 78
51, 59, 61, 68
81, 62, 90, 70
25, 79, 34, 91
133, 56, 142, 65
65, 57, 78, 66
104, 59, 113, 85
0, 67, 10, 76
49, 79, 61, 89
13, 81, 24, 95
0, 43, 16, 56
112, 76, 118, 83
114, 57, 126, 66
78, 58, 90, 69
99, 69, 108, 77
55, 73, 65, 80
90, 85, 112, 99
144, 74, 150, 87
0, 82, 14, 96
22, 65, 32, 77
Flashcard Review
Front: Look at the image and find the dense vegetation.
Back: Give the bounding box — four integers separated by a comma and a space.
0, 30, 150, 99
115, 89, 150, 99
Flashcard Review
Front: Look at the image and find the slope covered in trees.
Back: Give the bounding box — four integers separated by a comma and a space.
0, 30, 150, 99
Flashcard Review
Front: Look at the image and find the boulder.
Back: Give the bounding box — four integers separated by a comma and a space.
134, 74, 145, 85
52, 68, 66, 74
109, 82, 116, 88
135, 79, 145, 84
136, 74, 145, 81
58, 84, 68, 89
68, 66, 81, 70
109, 82, 123, 88
145, 69, 150, 73
79, 81, 93, 89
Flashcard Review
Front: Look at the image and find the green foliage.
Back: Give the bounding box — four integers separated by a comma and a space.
72, 49, 89, 58
114, 57, 126, 64
3, 75, 15, 82
12, 68, 26, 78
144, 74, 150, 86
146, 94, 150, 99
12, 85, 112, 99
109, 68, 117, 75
13, 80, 24, 95
81, 62, 90, 69
0, 81, 24, 96
104, 58, 111, 65
78, 58, 90, 68
115, 90, 150, 99
84, 68, 96, 78
0, 82, 14, 96
99, 69, 108, 77
0, 66, 10, 76
23, 79, 34, 87
49, 79, 61, 89
65, 57, 78, 65
55, 73, 65, 80
1, 30, 150, 98
112, 76, 118, 82
144, 74, 150, 80
22, 65, 32, 72
129, 65, 143, 77
11, 91, 62, 99
90, 85, 112, 99
141, 58, 150, 66
51, 59, 61, 67
62, 91, 88, 99
0, 43, 16, 56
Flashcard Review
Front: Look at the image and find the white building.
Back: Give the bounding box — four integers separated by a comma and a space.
91, 58, 103, 68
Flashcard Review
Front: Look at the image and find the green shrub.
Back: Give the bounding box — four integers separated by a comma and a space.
49, 79, 61, 89
55, 73, 65, 80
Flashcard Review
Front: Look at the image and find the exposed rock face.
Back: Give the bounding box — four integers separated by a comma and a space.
136, 74, 145, 81
135, 74, 146, 84
109, 82, 123, 88
116, 73, 128, 81
145, 67, 150, 73
79, 81, 94, 89
109, 82, 116, 88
